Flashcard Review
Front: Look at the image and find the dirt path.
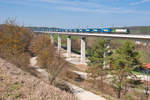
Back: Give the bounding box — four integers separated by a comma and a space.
66, 82, 106, 100
30, 57, 106, 100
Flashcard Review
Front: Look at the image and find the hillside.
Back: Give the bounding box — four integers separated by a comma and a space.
0, 58, 77, 100
128, 26, 150, 35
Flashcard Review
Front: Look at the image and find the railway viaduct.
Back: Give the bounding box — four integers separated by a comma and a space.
34, 31, 150, 64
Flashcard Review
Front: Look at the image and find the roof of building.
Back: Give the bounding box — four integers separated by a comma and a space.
145, 64, 150, 69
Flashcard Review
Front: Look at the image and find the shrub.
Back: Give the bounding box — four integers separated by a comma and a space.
0, 20, 33, 68
29, 34, 53, 55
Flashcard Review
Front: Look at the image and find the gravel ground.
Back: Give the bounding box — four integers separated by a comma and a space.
0, 58, 77, 100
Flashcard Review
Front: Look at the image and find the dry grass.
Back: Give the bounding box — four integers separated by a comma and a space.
0, 58, 77, 100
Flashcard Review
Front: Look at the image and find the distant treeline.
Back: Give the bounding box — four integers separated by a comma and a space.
127, 26, 150, 34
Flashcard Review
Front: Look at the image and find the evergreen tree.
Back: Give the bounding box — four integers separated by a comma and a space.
88, 39, 111, 92
111, 40, 142, 98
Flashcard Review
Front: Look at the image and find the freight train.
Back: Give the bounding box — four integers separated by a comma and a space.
56, 28, 129, 34
29, 27, 130, 34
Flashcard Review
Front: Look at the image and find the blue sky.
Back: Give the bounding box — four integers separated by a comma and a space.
0, 0, 150, 28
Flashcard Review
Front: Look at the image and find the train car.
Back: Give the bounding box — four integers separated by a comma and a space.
49, 28, 52, 32
64, 29, 67, 32
74, 29, 80, 32
66, 29, 69, 32
55, 28, 61, 32
63, 29, 66, 32
114, 28, 129, 34
70, 29, 77, 32
101, 28, 112, 33
71, 28, 102, 33
79, 29, 83, 32
62, 29, 65, 32
58, 28, 65, 32
85, 29, 90, 32
57, 29, 60, 32
81, 29, 87, 33
64, 29, 68, 32
67, 29, 72, 32
70, 29, 75, 32
53, 28, 56, 32
111, 29, 115, 33
90, 29, 101, 33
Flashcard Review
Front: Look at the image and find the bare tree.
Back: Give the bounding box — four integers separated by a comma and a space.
47, 54, 68, 85
31, 35, 70, 85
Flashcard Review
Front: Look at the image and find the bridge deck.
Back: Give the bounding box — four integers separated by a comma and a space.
34, 31, 150, 40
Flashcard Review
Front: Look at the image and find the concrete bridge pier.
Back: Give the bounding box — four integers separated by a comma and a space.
58, 34, 61, 53
50, 34, 54, 44
104, 41, 111, 69
80, 37, 86, 64
67, 36, 71, 60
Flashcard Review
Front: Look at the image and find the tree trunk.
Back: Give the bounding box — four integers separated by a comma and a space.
92, 78, 96, 88
50, 77, 55, 85
100, 75, 104, 93
117, 88, 121, 98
